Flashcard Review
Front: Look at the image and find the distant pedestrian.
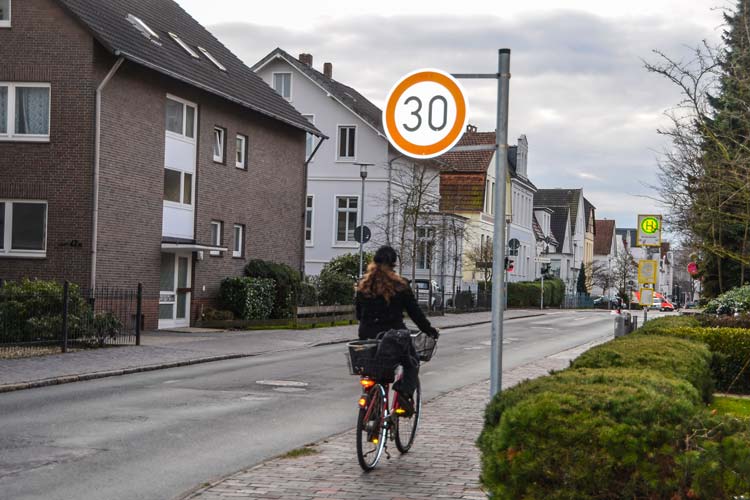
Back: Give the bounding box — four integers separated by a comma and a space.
355, 245, 439, 416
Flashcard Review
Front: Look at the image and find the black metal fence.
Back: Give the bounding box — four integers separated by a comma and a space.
0, 282, 142, 356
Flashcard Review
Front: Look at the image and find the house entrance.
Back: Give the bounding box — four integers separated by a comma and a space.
158, 252, 192, 329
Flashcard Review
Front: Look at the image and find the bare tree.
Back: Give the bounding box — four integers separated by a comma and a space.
591, 261, 616, 297
465, 237, 494, 292
612, 249, 638, 304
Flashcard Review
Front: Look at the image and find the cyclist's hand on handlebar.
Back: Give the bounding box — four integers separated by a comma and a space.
428, 328, 440, 339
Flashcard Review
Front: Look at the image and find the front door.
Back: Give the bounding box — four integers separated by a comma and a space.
159, 252, 192, 329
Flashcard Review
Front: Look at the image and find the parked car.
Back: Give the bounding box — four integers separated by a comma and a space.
593, 296, 621, 309
410, 279, 443, 310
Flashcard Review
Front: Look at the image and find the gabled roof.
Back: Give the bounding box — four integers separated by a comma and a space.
54, 0, 321, 137
547, 206, 571, 252
532, 213, 559, 248
594, 219, 616, 255
251, 48, 383, 134
439, 172, 486, 212
535, 189, 583, 234
583, 198, 596, 235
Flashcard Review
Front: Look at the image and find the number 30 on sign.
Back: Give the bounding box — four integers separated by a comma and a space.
383, 69, 469, 159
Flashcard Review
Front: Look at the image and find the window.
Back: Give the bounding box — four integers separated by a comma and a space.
213, 127, 225, 163
337, 126, 356, 160
165, 97, 195, 139
0, 83, 50, 140
0, 201, 47, 257
272, 73, 291, 100
235, 134, 247, 169
0, 0, 10, 27
302, 115, 315, 160
126, 14, 158, 40
417, 227, 434, 270
163, 169, 192, 205
491, 182, 496, 214
484, 180, 490, 213
233, 224, 244, 258
305, 196, 314, 244
335, 196, 358, 243
198, 46, 226, 71
210, 221, 222, 256
168, 32, 200, 59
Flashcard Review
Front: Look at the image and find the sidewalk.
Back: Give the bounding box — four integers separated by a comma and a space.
0, 310, 545, 393
182, 336, 608, 500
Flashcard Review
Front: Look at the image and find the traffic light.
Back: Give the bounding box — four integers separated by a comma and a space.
504, 257, 515, 272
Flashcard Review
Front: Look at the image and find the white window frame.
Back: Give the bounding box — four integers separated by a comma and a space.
305, 195, 314, 246
336, 125, 356, 162
198, 46, 226, 71
213, 126, 225, 163
0, 0, 11, 28
163, 168, 193, 207
126, 14, 157, 40
0, 200, 48, 258
165, 94, 196, 142
272, 72, 292, 100
209, 220, 222, 256
0, 83, 51, 142
235, 134, 247, 169
168, 32, 200, 59
333, 195, 359, 246
416, 227, 434, 270
302, 114, 315, 161
233, 224, 244, 258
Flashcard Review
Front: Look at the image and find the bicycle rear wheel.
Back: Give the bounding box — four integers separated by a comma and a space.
395, 378, 421, 453
356, 384, 386, 471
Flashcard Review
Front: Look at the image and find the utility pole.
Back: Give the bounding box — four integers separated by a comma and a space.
355, 163, 371, 277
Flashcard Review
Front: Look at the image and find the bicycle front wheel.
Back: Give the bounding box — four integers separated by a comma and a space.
356, 384, 386, 471
395, 378, 421, 453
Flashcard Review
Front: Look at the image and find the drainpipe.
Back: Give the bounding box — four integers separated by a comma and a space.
91, 55, 125, 291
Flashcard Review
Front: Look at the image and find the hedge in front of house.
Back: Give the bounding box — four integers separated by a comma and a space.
571, 334, 715, 402
245, 260, 301, 319
644, 324, 750, 394
485, 278, 564, 308
218, 277, 275, 320
637, 315, 700, 335
478, 367, 707, 499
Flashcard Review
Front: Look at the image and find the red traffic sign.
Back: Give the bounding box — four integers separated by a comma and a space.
687, 262, 698, 276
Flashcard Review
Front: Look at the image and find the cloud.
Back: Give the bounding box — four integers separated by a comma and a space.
208, 10, 721, 228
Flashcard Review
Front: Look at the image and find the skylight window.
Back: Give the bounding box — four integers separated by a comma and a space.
126, 14, 159, 40
169, 32, 200, 59
198, 47, 227, 72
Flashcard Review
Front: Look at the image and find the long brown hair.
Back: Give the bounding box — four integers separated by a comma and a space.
357, 259, 407, 302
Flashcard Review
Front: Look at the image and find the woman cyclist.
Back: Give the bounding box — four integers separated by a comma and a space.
355, 245, 439, 416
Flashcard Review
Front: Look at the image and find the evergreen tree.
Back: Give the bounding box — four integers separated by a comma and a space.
577, 266, 588, 295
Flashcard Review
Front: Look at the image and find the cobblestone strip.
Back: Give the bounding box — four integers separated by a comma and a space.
184, 335, 610, 500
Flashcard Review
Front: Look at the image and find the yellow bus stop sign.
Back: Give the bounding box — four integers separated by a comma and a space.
638, 259, 658, 284
637, 214, 662, 247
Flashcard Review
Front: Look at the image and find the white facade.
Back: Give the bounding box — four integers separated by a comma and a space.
254, 51, 441, 276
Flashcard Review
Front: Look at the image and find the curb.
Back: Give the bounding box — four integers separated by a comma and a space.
0, 313, 547, 394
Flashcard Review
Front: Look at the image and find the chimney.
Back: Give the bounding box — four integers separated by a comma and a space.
298, 53, 313, 66
324, 62, 333, 79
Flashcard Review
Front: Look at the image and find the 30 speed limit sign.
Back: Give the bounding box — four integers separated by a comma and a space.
383, 68, 469, 159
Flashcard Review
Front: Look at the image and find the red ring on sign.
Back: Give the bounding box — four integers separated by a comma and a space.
385, 71, 467, 157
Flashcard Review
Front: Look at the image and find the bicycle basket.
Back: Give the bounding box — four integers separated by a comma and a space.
346, 340, 397, 382
412, 333, 438, 362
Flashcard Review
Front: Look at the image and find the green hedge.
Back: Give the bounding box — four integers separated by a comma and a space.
318, 272, 355, 305
479, 367, 750, 499
484, 278, 563, 308
218, 277, 275, 320
245, 260, 300, 319
571, 334, 714, 402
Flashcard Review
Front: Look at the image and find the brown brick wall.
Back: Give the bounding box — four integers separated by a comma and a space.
0, 0, 96, 287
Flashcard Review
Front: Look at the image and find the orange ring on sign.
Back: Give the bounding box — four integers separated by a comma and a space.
385, 71, 467, 157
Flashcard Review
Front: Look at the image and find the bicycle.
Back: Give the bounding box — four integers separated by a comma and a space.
346, 330, 438, 471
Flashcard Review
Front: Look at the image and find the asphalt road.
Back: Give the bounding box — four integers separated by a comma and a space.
0, 310, 615, 500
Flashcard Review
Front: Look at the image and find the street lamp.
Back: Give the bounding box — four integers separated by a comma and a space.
355, 163, 372, 278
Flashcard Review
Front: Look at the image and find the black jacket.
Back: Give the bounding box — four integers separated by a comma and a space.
355, 287, 438, 340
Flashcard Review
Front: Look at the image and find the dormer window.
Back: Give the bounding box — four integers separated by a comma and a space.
198, 47, 226, 71
169, 32, 200, 59
0, 0, 10, 28
126, 14, 158, 41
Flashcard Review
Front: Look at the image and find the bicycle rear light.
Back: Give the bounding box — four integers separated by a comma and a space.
360, 378, 375, 389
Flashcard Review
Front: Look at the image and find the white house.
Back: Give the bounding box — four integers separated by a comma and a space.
592, 219, 617, 297
252, 50, 453, 283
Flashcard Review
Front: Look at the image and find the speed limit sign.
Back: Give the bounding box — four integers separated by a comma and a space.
383, 68, 469, 159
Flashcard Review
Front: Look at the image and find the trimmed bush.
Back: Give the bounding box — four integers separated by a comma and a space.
318, 273, 355, 305
245, 260, 301, 319
298, 278, 319, 307
218, 277, 275, 320
571, 335, 714, 402
504, 278, 564, 308
479, 368, 705, 499
637, 314, 700, 335
320, 252, 373, 282
700, 313, 750, 329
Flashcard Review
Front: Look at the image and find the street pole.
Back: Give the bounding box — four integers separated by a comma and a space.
490, 49, 511, 397
540, 271, 544, 310
356, 163, 369, 278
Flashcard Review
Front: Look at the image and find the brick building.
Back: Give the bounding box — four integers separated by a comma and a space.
0, 0, 322, 328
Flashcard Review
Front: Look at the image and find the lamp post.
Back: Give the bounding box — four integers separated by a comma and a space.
355, 163, 372, 278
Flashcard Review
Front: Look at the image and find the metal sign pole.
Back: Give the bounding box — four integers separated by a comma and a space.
490, 49, 511, 396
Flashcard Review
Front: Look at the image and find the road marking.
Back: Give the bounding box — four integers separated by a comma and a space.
162, 380, 181, 384
256, 380, 309, 388
530, 327, 554, 330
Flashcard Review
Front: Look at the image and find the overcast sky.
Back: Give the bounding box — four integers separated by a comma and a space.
177, 0, 728, 230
